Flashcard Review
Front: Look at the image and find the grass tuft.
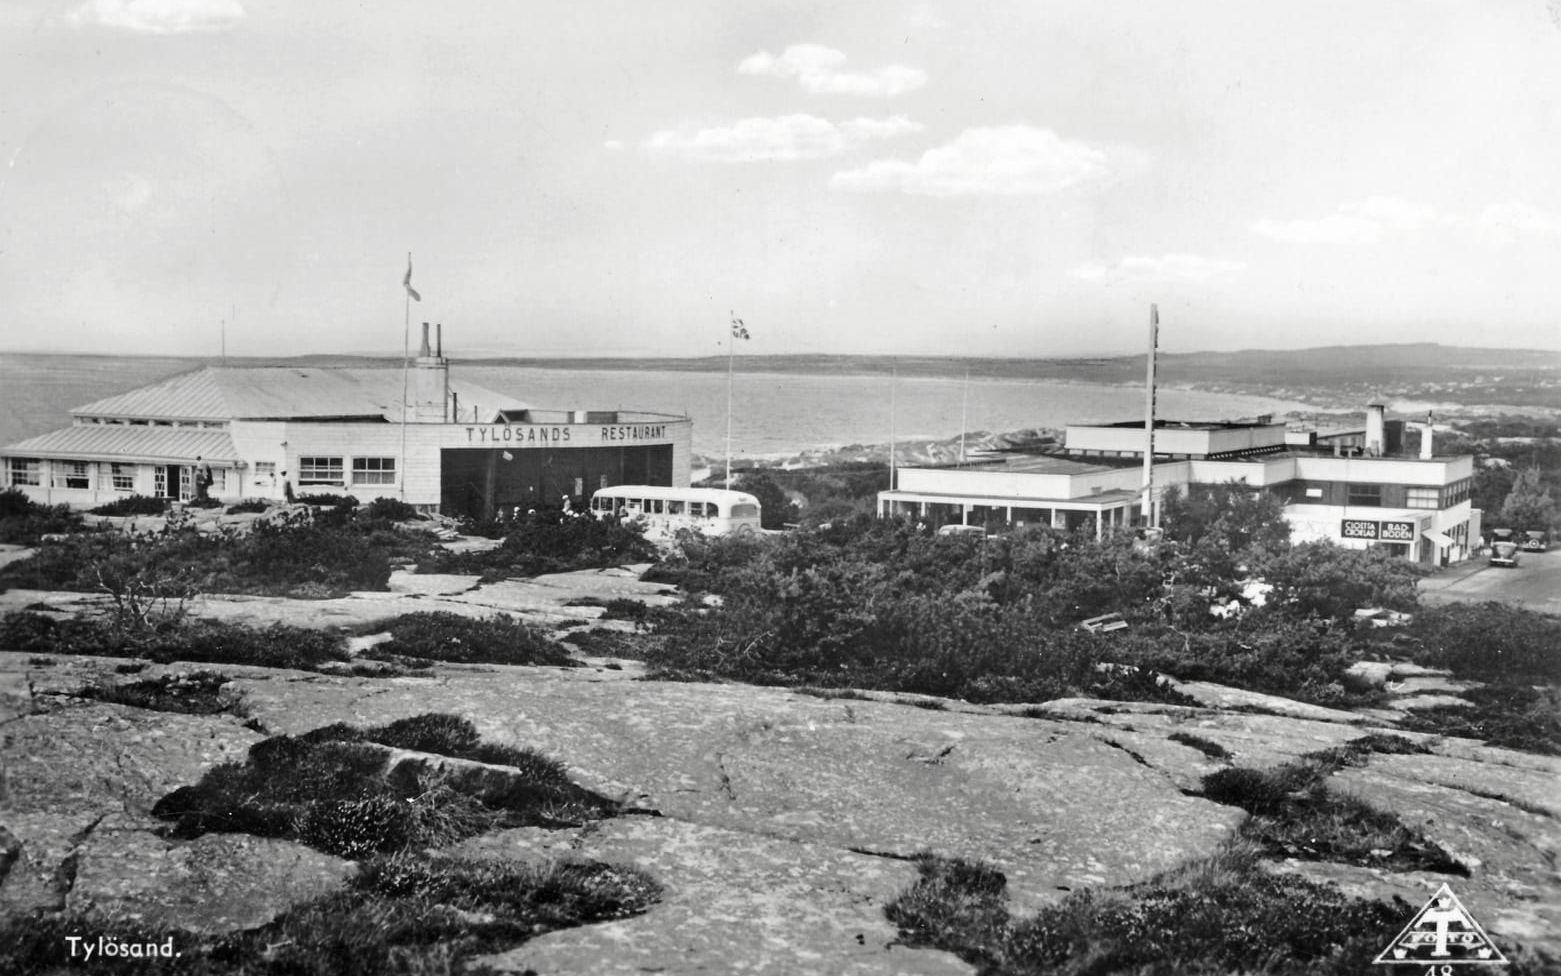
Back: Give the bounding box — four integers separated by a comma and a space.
1167, 731, 1232, 760
75, 670, 243, 716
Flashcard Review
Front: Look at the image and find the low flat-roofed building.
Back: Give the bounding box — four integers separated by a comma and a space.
2, 325, 692, 520
879, 406, 1475, 564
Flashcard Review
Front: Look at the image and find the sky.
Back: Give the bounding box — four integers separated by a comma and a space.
1, 0, 1559, 359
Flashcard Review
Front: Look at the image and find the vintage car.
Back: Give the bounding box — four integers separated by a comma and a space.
1489, 541, 1520, 568
1521, 530, 1549, 553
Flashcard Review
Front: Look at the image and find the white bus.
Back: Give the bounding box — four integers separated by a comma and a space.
589, 485, 762, 539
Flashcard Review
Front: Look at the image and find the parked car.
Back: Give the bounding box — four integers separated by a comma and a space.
1490, 541, 1520, 568
1491, 527, 1516, 545
1521, 530, 1549, 553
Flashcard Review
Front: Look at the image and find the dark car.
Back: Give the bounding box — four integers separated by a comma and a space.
1490, 541, 1520, 568
1521, 530, 1549, 553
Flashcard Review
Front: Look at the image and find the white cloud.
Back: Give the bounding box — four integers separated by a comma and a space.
1253, 196, 1561, 246
738, 44, 927, 97
68, 0, 244, 33
830, 125, 1108, 196
1070, 253, 1246, 283
1475, 200, 1561, 244
645, 114, 921, 163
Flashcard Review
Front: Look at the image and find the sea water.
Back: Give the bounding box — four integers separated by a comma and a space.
0, 355, 1316, 462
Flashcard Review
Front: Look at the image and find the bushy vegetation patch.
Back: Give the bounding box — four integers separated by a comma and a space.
0, 611, 351, 671
299, 713, 564, 774
0, 507, 436, 598
885, 847, 1408, 975
152, 717, 620, 858
1399, 684, 1561, 756
296, 492, 358, 509
88, 494, 168, 517
0, 487, 84, 544
223, 498, 268, 515
75, 669, 242, 715
419, 510, 655, 579
362, 496, 418, 522
0, 853, 660, 976
1406, 602, 1561, 684
1201, 746, 1466, 875
1167, 731, 1231, 760
364, 611, 576, 666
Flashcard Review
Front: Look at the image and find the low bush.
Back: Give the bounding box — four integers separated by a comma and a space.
362, 496, 418, 522
224, 498, 268, 515
296, 492, 359, 508
1405, 602, 1561, 684
0, 487, 84, 545
420, 510, 655, 579
1167, 731, 1232, 760
75, 669, 242, 715
0, 853, 660, 976
886, 847, 1409, 976
365, 611, 576, 667
152, 718, 619, 857
89, 494, 168, 516
1400, 683, 1561, 756
0, 611, 351, 671
1201, 757, 1465, 874
185, 496, 223, 509
300, 713, 566, 774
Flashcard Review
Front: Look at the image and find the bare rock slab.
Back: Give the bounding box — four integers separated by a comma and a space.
469, 817, 974, 976
68, 830, 354, 934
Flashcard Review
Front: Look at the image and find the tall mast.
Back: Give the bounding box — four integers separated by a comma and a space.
1141, 303, 1159, 523
959, 369, 969, 466
889, 367, 898, 491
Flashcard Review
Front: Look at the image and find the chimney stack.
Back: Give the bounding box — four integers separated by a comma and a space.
1420, 411, 1434, 460
1365, 403, 1386, 456
418, 322, 432, 358
436, 323, 443, 359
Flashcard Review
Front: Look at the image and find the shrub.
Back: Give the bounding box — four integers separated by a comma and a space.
89, 494, 168, 516
225, 498, 269, 514
152, 719, 619, 858
1405, 602, 1561, 684
0, 488, 84, 545
367, 611, 576, 666
0, 611, 351, 671
1399, 684, 1561, 756
421, 510, 655, 579
886, 848, 1407, 976
75, 669, 242, 715
362, 496, 418, 522
297, 492, 359, 508
185, 496, 223, 509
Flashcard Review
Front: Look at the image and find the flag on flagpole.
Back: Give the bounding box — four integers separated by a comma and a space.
730, 311, 749, 340
403, 257, 422, 303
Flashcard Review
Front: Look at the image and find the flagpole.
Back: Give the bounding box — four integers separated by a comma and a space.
725, 317, 735, 490
400, 252, 412, 501
889, 367, 897, 492
959, 368, 969, 466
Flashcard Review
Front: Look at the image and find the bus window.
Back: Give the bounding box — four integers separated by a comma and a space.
668, 500, 685, 515
730, 503, 759, 519
651, 499, 664, 514
689, 501, 706, 518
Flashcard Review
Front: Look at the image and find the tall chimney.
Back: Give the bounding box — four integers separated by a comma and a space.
1420, 411, 1434, 460
436, 323, 443, 359
1365, 403, 1386, 456
418, 322, 432, 358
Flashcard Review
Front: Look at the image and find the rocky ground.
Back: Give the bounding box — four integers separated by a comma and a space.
2, 565, 1558, 974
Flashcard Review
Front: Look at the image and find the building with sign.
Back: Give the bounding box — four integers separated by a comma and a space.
1, 325, 692, 520
879, 405, 1475, 565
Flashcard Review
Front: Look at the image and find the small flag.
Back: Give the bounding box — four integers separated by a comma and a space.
730, 311, 750, 340
403, 256, 422, 303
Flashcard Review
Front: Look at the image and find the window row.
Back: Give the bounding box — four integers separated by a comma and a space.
298, 456, 397, 486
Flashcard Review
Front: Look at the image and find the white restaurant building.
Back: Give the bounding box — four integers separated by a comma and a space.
2, 325, 692, 520
879, 405, 1475, 566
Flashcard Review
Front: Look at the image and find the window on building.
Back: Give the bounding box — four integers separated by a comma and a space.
298, 456, 345, 485
1406, 487, 1439, 510
6, 458, 41, 486
1346, 483, 1382, 507
111, 463, 134, 491
51, 460, 90, 490
351, 456, 396, 486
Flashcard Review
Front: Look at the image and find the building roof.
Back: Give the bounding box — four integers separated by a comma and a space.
69, 366, 526, 423
4, 425, 240, 463
954, 454, 1122, 476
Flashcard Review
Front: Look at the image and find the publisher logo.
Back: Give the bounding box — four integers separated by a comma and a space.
1374, 883, 1507, 967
